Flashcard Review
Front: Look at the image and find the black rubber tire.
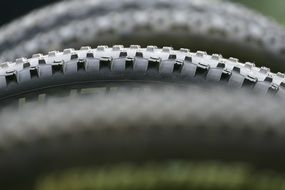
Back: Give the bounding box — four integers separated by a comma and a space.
0, 45, 285, 107
0, 0, 285, 71
1, 86, 285, 189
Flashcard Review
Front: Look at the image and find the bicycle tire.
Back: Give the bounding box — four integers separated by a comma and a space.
0, 45, 285, 107
0, 0, 285, 71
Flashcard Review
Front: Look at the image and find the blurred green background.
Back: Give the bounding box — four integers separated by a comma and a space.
232, 0, 285, 25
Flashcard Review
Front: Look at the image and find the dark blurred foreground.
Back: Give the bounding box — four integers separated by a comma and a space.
1, 86, 285, 189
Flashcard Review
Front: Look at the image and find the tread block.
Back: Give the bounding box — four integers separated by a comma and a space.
229, 57, 239, 63
211, 54, 222, 60
181, 62, 196, 77
130, 45, 140, 49
17, 69, 31, 83
244, 62, 255, 69
133, 57, 148, 72
259, 67, 270, 74
146, 46, 157, 52
86, 59, 100, 72
253, 82, 271, 94
112, 45, 124, 51
97, 46, 108, 51
207, 68, 223, 81
80, 46, 91, 51
162, 47, 172, 52
179, 48, 190, 53
277, 72, 285, 78
18, 69, 31, 82
64, 60, 77, 73
48, 51, 59, 57
63, 48, 75, 55
38, 65, 52, 78
228, 72, 244, 88
32, 53, 43, 58
159, 60, 176, 74
196, 51, 207, 57
16, 58, 27, 65
112, 58, 126, 72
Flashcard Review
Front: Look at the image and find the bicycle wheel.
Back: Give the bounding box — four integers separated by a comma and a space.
0, 45, 284, 107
